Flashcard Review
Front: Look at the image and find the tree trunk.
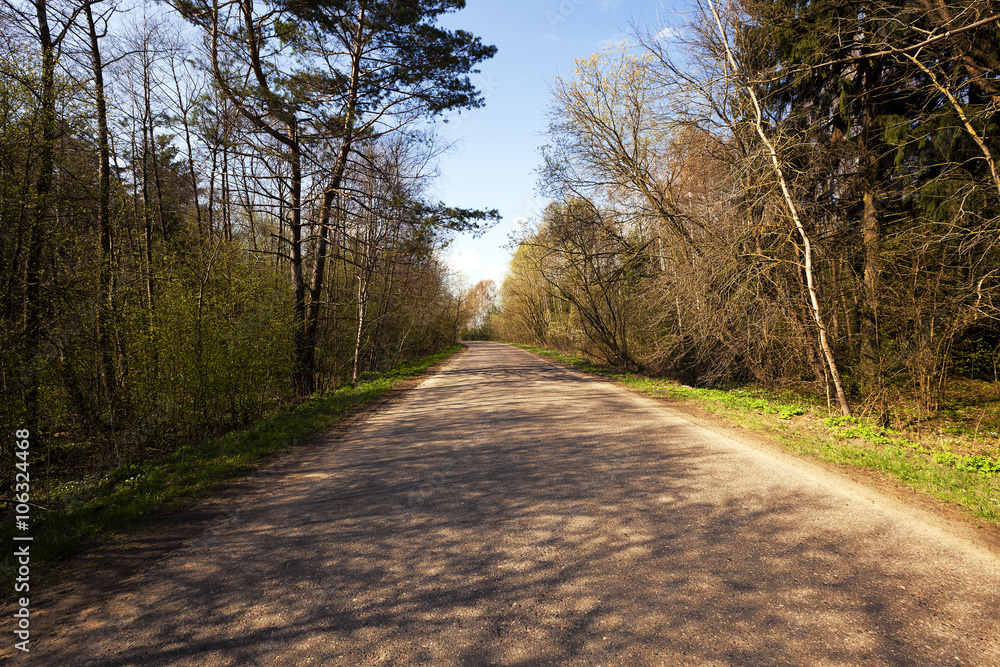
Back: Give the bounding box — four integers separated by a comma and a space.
288, 139, 311, 394
303, 186, 337, 384
23, 0, 58, 431
141, 119, 154, 319
87, 3, 118, 424
171, 59, 203, 234
303, 7, 365, 386
860, 190, 882, 390
707, 0, 850, 415
145, 82, 168, 243
352, 273, 369, 383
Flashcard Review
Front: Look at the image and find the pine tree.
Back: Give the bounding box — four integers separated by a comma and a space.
173, 0, 496, 393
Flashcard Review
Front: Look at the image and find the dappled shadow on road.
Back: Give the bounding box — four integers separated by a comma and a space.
40, 343, 1000, 666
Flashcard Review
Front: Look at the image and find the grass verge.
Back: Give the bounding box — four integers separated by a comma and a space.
514, 344, 1000, 526
3, 345, 461, 582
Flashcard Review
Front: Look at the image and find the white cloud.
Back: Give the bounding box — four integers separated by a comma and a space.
443, 247, 511, 289
655, 26, 684, 42
445, 247, 482, 275
597, 34, 629, 51
483, 263, 509, 286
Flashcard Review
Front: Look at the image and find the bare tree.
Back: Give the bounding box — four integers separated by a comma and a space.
705, 0, 851, 414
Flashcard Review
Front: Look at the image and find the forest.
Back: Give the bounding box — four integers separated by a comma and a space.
1, 0, 496, 498
492, 0, 1000, 421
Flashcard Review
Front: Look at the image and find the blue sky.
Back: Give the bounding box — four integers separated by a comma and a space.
432, 0, 679, 289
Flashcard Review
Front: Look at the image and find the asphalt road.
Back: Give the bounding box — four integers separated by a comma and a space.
19, 342, 1000, 665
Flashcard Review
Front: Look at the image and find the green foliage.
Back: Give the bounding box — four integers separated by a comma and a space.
1, 0, 493, 590
934, 451, 1000, 477
821, 416, 918, 447
178, 0, 497, 126
515, 344, 808, 418
461, 323, 494, 341
413, 203, 501, 237
950, 329, 1000, 382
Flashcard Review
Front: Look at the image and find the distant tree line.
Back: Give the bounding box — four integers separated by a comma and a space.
459, 278, 498, 341
495, 0, 1000, 417
1, 0, 495, 486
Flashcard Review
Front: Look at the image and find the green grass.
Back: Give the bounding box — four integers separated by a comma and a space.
514, 343, 1000, 525
2, 346, 461, 580
516, 344, 810, 418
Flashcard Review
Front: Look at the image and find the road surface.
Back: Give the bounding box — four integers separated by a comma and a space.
19, 342, 1000, 665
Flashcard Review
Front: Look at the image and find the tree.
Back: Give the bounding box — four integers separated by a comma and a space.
174, 0, 496, 393
1, 0, 89, 432
736, 0, 1000, 407
461, 278, 497, 339
542, 43, 707, 257
0, 0, 496, 515
512, 200, 650, 369
495, 241, 555, 347
503, 0, 995, 413
705, 0, 852, 414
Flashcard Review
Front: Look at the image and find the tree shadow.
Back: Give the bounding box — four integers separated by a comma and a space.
28, 343, 1000, 666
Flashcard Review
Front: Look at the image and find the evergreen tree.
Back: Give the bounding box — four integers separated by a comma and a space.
172, 0, 497, 393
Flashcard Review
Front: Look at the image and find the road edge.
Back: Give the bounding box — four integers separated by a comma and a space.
507, 342, 1000, 561
2, 344, 469, 662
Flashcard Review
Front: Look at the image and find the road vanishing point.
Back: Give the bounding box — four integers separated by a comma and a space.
18, 342, 1000, 665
